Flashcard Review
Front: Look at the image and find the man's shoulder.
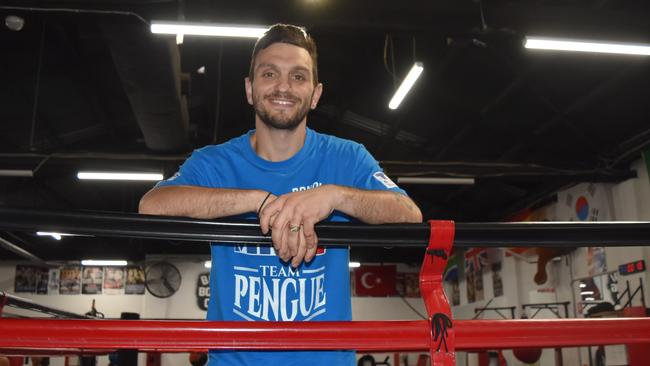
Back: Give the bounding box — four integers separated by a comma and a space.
310, 129, 365, 154
192, 132, 250, 158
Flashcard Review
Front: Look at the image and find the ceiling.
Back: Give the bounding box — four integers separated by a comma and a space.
0, 0, 649, 264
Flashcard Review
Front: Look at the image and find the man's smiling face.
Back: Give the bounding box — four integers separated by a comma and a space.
246, 42, 322, 131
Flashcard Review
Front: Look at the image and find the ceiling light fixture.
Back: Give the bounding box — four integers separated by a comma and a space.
204, 260, 212, 269
397, 177, 475, 185
525, 37, 650, 56
77, 172, 163, 181
388, 62, 423, 110
5, 15, 25, 32
81, 259, 128, 266
0, 169, 33, 177
349, 262, 361, 268
36, 231, 75, 240
151, 21, 267, 39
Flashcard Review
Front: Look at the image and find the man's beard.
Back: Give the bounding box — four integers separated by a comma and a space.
253, 91, 311, 131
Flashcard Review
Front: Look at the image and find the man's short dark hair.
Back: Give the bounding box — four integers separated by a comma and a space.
248, 24, 319, 85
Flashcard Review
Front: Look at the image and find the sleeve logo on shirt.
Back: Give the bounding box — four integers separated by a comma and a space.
372, 172, 397, 189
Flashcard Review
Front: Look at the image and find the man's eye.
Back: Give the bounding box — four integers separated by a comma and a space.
262, 71, 275, 78
293, 74, 306, 81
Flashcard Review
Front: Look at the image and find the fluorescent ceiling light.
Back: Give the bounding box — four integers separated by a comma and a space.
525, 37, 650, 56
37, 231, 75, 240
77, 172, 163, 181
0, 169, 33, 177
580, 291, 594, 295
397, 177, 475, 185
585, 297, 595, 301
349, 262, 361, 268
204, 260, 212, 269
579, 283, 587, 288
81, 259, 128, 266
151, 21, 267, 38
388, 62, 424, 110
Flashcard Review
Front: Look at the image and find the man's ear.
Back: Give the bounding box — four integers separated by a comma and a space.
310, 82, 323, 109
244, 77, 254, 105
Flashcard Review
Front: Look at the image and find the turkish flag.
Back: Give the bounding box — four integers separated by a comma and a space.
354, 265, 397, 297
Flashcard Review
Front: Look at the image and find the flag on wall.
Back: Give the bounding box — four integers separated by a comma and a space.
354, 265, 396, 297
443, 253, 459, 282
464, 248, 488, 274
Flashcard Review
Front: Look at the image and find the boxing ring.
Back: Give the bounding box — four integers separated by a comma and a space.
1, 207, 650, 365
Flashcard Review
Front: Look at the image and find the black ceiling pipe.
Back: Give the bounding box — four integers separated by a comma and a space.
100, 22, 189, 152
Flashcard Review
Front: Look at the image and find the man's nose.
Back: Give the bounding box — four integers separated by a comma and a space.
275, 75, 291, 92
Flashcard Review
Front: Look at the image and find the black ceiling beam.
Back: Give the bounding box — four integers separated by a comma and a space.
6, 2, 647, 36
100, 21, 189, 153
486, 48, 602, 157
381, 161, 636, 183
498, 63, 644, 162
433, 53, 530, 160
3, 154, 634, 183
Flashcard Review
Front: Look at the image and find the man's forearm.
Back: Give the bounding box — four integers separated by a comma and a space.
333, 185, 423, 224
139, 185, 268, 219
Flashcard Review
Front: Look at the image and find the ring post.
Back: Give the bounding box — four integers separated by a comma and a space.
420, 220, 455, 365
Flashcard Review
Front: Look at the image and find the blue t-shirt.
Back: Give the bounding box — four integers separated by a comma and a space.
157, 128, 405, 366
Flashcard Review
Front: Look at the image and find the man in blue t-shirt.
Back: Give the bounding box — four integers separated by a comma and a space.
139, 24, 422, 366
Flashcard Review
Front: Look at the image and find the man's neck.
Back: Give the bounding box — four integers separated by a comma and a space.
250, 120, 307, 162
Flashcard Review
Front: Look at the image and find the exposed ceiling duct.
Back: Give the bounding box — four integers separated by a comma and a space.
101, 21, 189, 152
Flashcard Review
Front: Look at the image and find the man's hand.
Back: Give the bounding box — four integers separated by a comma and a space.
259, 185, 339, 267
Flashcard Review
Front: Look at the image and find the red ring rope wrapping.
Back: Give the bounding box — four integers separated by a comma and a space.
0, 317, 649, 353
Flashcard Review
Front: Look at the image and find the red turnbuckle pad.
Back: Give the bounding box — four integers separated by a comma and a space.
420, 220, 455, 366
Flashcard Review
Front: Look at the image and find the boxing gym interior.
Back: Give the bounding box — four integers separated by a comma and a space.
1, 1, 649, 366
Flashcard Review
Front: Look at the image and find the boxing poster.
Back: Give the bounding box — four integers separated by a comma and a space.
451, 280, 460, 306
82, 266, 103, 294
14, 265, 38, 293
48, 268, 60, 294
395, 272, 420, 298
35, 268, 49, 294
466, 268, 485, 303
104, 267, 125, 295
492, 263, 504, 298
59, 266, 81, 294
475, 268, 485, 301
466, 271, 476, 303
125, 266, 145, 295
